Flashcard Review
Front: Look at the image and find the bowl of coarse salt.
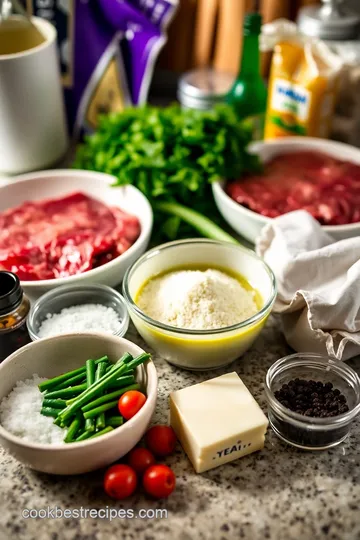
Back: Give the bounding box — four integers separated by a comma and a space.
27, 284, 129, 341
123, 239, 276, 370
0, 333, 157, 474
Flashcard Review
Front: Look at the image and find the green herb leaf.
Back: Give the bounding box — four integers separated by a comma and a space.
74, 104, 261, 242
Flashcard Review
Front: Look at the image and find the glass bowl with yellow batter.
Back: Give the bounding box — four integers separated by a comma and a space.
123, 239, 276, 370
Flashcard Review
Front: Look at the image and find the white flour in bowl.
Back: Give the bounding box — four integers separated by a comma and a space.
136, 269, 258, 330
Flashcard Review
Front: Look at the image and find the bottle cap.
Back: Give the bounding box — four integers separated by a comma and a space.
0, 271, 23, 315
243, 13, 262, 36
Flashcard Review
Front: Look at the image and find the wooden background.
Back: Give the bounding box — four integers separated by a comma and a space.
158, 0, 321, 76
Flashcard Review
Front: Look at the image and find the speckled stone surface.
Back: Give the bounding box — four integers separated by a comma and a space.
0, 316, 359, 540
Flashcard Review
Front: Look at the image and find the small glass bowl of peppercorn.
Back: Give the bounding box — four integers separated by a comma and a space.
265, 353, 360, 450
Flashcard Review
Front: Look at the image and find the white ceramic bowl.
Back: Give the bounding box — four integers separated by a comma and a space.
213, 137, 360, 244
0, 170, 153, 301
0, 333, 157, 475
123, 239, 276, 371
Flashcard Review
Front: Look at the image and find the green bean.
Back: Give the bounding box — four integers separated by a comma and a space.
65, 364, 112, 406
58, 353, 146, 424
86, 359, 95, 386
87, 426, 114, 439
53, 415, 73, 428
106, 416, 124, 428
104, 354, 133, 374
45, 384, 87, 400
65, 396, 79, 406
85, 419, 95, 432
75, 430, 92, 442
65, 362, 115, 407
52, 372, 86, 390
38, 356, 108, 392
41, 407, 59, 418
95, 361, 108, 381
64, 372, 135, 407
64, 415, 82, 443
125, 354, 150, 372
95, 415, 105, 431
108, 374, 135, 389
100, 355, 145, 385
94, 361, 108, 432
42, 399, 67, 409
107, 353, 133, 374
85, 359, 96, 432
81, 383, 140, 412
83, 400, 119, 419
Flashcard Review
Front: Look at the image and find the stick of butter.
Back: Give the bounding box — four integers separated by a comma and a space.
170, 372, 268, 473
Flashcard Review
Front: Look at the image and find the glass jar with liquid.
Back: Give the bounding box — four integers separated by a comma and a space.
0, 271, 31, 362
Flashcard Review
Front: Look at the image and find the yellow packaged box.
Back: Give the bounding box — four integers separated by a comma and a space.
264, 39, 343, 139
170, 372, 268, 473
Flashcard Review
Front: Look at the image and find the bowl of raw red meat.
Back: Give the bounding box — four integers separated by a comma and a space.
212, 138, 360, 244
0, 170, 153, 300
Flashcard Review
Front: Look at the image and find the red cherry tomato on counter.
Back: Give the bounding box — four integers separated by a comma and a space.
127, 447, 155, 476
118, 390, 146, 420
145, 425, 177, 456
104, 464, 137, 500
143, 464, 176, 499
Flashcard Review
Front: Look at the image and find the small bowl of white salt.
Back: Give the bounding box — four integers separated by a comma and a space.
27, 284, 129, 341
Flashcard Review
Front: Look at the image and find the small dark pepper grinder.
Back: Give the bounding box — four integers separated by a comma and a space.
0, 271, 31, 362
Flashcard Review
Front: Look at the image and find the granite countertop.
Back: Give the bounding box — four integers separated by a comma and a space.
0, 316, 359, 540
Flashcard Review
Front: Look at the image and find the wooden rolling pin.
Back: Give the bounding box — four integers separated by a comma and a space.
192, 0, 218, 68
213, 0, 252, 74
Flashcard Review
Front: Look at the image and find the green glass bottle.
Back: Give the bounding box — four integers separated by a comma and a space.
227, 12, 267, 139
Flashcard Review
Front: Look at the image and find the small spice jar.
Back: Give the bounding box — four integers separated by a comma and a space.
177, 69, 235, 110
265, 353, 360, 450
0, 271, 31, 362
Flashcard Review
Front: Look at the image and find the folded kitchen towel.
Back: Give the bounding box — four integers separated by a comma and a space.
256, 210, 360, 360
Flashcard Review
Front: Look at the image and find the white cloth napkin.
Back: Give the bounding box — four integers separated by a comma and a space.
256, 210, 360, 361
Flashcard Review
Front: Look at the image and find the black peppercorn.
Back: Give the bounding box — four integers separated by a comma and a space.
275, 379, 349, 418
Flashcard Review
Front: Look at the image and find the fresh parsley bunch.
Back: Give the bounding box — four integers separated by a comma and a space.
74, 104, 261, 242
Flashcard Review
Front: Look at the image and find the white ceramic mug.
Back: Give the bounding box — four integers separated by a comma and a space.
0, 17, 68, 175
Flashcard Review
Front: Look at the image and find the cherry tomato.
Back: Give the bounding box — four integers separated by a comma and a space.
118, 391, 146, 420
104, 464, 137, 500
127, 447, 155, 476
145, 425, 177, 456
143, 464, 176, 499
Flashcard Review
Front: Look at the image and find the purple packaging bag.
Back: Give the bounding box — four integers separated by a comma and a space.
99, 0, 177, 104
24, 0, 178, 135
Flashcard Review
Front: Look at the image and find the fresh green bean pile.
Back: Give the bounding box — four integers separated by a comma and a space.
38, 352, 150, 443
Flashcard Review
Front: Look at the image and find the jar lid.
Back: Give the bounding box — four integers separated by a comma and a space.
0, 271, 23, 315
297, 1, 360, 40
178, 69, 235, 108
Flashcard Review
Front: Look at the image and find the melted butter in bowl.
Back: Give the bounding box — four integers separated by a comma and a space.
123, 240, 276, 371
